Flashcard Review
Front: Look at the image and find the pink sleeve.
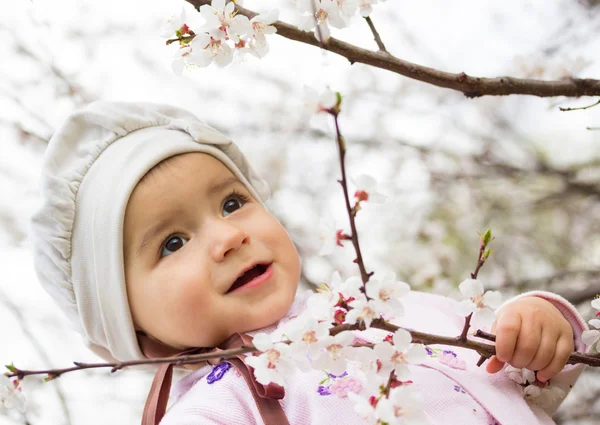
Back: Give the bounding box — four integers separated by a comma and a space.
498, 290, 590, 417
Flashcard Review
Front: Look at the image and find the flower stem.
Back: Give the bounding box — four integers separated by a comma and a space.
330, 111, 373, 286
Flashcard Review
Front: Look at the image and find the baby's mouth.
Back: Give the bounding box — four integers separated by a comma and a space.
226, 263, 270, 293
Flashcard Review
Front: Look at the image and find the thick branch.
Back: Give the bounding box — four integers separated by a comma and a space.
9, 318, 600, 381
185, 0, 600, 98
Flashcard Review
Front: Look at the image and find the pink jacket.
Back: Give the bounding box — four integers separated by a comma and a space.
160, 290, 588, 425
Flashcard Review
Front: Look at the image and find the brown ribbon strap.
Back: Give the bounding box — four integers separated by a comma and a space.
140, 333, 289, 425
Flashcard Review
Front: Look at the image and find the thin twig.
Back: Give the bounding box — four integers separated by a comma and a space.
0, 288, 74, 425
458, 233, 491, 342
364, 16, 388, 52
559, 99, 600, 111
182, 0, 600, 98
331, 110, 373, 286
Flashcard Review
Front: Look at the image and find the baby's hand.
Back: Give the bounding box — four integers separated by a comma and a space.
485, 296, 574, 382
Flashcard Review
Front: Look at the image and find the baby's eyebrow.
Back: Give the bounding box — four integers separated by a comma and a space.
135, 176, 243, 257
207, 176, 243, 196
136, 220, 175, 258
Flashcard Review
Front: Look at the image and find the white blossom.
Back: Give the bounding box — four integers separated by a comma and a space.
505, 365, 564, 408
523, 384, 565, 408
171, 44, 193, 76
319, 217, 341, 256
582, 300, 600, 351
0, 375, 26, 413
347, 392, 377, 423
303, 86, 337, 114
245, 333, 296, 386
248, 10, 278, 58
160, 7, 200, 38
337, 276, 365, 301
199, 0, 253, 41
358, 0, 377, 16
334, 0, 359, 19
286, 315, 330, 357
505, 365, 536, 385
189, 30, 234, 67
455, 278, 502, 328
373, 329, 427, 380
345, 298, 380, 327
375, 386, 426, 425
352, 174, 387, 204
365, 273, 410, 317
312, 331, 354, 375
296, 0, 346, 41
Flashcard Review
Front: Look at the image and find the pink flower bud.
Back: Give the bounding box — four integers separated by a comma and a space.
334, 309, 346, 325
354, 190, 369, 202
335, 230, 351, 247
369, 395, 379, 407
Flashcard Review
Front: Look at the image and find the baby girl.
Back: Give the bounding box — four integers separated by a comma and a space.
31, 101, 589, 425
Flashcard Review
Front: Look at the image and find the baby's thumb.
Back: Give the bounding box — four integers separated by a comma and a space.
485, 356, 505, 374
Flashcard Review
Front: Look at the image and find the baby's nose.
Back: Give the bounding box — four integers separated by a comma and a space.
208, 220, 249, 261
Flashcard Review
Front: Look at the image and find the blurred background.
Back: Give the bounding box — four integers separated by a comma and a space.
1, 0, 599, 423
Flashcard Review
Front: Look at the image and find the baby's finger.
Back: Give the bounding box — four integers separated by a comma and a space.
510, 321, 541, 369
536, 336, 573, 382
485, 355, 505, 374
494, 312, 522, 363
527, 331, 559, 372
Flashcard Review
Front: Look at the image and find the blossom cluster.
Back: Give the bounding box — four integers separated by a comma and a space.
162, 0, 390, 72
504, 366, 565, 409
245, 271, 428, 424
0, 375, 25, 413
582, 298, 600, 352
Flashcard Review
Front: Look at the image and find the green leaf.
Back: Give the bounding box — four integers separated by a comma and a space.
482, 228, 493, 245
5, 363, 17, 373
483, 248, 493, 260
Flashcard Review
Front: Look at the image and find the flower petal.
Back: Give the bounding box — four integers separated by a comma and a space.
455, 299, 477, 317
582, 329, 600, 346
483, 290, 503, 309
459, 279, 483, 298
392, 328, 412, 350
589, 319, 600, 329
472, 307, 496, 328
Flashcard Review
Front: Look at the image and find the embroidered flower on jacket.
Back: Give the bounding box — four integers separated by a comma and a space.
206, 362, 232, 384
316, 370, 352, 397
453, 384, 466, 393
329, 376, 363, 398
424, 346, 466, 370
317, 385, 332, 396
438, 352, 467, 370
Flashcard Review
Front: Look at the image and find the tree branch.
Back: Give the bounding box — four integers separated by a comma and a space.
331, 110, 373, 286
9, 318, 600, 381
364, 16, 388, 53
184, 0, 600, 98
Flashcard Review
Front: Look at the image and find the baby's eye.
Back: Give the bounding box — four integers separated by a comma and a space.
222, 192, 250, 217
160, 235, 189, 258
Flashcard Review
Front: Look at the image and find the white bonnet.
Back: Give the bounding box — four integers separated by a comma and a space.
30, 101, 270, 362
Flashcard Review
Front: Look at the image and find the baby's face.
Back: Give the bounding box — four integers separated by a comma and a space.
123, 152, 300, 349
